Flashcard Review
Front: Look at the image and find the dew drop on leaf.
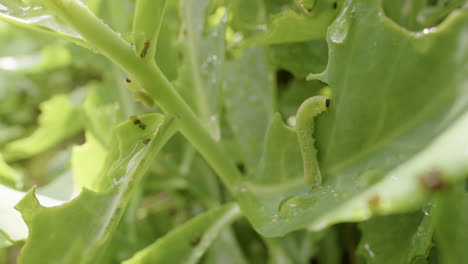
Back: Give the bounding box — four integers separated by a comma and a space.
278, 195, 319, 217
329, 16, 349, 43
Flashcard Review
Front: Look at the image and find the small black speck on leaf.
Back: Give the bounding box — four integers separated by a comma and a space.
419, 169, 444, 191
333, 2, 338, 9
130, 116, 140, 125
142, 138, 151, 145
140, 41, 150, 58
367, 195, 380, 209
125, 78, 132, 83
325, 98, 331, 108
190, 235, 201, 246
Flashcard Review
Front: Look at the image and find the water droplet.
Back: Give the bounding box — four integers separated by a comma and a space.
329, 14, 349, 43
422, 202, 432, 216
278, 195, 318, 217
287, 116, 296, 127
415, 27, 437, 38
0, 3, 83, 39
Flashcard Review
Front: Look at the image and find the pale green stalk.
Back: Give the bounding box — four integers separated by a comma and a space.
45, 0, 242, 188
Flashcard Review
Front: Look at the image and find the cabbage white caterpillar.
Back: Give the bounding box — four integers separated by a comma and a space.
295, 96, 330, 187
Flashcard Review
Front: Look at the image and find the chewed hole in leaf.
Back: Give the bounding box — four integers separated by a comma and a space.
276, 69, 294, 88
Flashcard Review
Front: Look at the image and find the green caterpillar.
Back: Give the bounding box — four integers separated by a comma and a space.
295, 96, 330, 187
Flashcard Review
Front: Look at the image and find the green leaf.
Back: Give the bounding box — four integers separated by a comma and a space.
71, 131, 107, 192
123, 203, 241, 264
382, 0, 427, 31
433, 184, 468, 264
71, 84, 120, 192
203, 228, 248, 264
4, 94, 84, 161
316, 227, 341, 264
132, 0, 168, 59
154, 2, 180, 81
0, 153, 22, 188
175, 0, 226, 139
0, 232, 12, 249
229, 0, 340, 46
222, 47, 274, 172
269, 40, 328, 79
278, 79, 326, 118
0, 0, 88, 48
357, 211, 433, 264
264, 230, 325, 264
16, 114, 178, 264
0, 183, 65, 242
0, 45, 71, 73
234, 0, 468, 237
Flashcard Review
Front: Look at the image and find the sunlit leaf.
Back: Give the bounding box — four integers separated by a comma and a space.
4, 94, 84, 161
16, 114, 177, 263
0, 184, 65, 242
0, 45, 71, 73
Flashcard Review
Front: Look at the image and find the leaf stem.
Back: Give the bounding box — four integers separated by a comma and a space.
46, 0, 242, 189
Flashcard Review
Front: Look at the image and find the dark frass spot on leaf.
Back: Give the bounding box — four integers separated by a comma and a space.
236, 163, 246, 174
125, 77, 132, 83
130, 116, 146, 130
325, 98, 331, 108
169, 207, 178, 216
190, 235, 201, 247
130, 115, 140, 125
333, 2, 338, 9
367, 195, 380, 210
142, 138, 151, 145
419, 169, 444, 191
140, 40, 150, 58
